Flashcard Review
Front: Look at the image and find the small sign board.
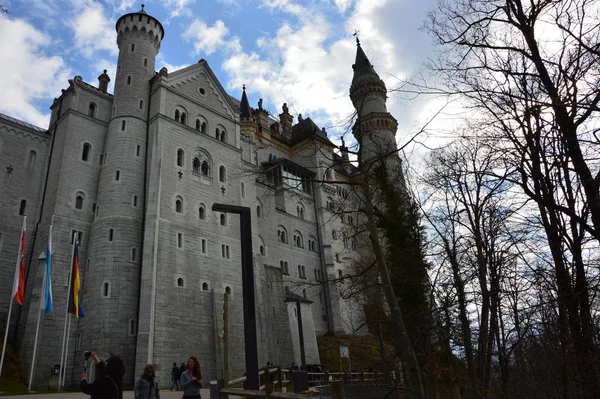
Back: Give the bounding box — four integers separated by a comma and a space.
340, 345, 350, 359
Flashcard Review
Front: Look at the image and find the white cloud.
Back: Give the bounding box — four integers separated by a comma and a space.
69, 0, 117, 58
164, 0, 195, 19
0, 15, 70, 127
182, 19, 241, 55
332, 0, 354, 13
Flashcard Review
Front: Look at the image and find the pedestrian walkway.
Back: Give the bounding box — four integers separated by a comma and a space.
3, 389, 211, 399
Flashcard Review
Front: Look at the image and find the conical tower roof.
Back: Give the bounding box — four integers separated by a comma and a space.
239, 85, 252, 119
352, 41, 379, 84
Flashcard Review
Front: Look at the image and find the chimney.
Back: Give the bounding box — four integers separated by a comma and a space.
98, 69, 111, 93
279, 103, 293, 139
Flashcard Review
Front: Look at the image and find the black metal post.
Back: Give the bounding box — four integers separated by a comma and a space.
212, 204, 259, 391
296, 299, 306, 369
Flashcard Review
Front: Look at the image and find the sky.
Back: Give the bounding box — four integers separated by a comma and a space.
0, 0, 446, 159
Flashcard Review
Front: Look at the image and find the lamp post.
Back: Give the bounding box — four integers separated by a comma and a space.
212, 204, 259, 390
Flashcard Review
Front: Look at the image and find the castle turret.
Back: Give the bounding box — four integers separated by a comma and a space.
350, 38, 398, 163
98, 69, 110, 93
82, 5, 164, 386
279, 103, 293, 140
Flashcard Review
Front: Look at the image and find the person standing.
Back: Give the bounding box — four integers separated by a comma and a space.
80, 355, 125, 399
134, 364, 160, 399
179, 362, 186, 379
171, 362, 181, 391
180, 356, 203, 399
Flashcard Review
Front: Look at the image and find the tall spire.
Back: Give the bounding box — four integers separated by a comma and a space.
352, 41, 380, 84
239, 84, 252, 119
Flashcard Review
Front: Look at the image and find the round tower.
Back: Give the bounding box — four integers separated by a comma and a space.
350, 39, 398, 163
80, 5, 164, 385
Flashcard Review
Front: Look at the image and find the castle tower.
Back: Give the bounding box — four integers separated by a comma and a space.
350, 39, 399, 164
81, 5, 164, 384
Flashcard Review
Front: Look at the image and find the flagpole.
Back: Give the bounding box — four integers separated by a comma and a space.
0, 300, 15, 377
27, 264, 46, 391
0, 216, 27, 377
58, 232, 76, 391
61, 315, 72, 388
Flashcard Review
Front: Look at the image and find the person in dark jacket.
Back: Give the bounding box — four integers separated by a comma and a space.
171, 362, 181, 391
135, 364, 160, 399
81, 355, 125, 399
179, 361, 186, 377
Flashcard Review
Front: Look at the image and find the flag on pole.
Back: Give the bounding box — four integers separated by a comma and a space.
67, 242, 84, 318
11, 216, 26, 305
41, 225, 53, 313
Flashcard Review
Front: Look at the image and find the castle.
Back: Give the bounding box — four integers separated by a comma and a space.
0, 6, 401, 388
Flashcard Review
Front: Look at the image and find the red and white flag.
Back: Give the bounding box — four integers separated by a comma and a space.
11, 216, 26, 305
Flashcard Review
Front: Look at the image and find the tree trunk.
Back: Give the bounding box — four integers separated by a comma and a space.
363, 184, 425, 399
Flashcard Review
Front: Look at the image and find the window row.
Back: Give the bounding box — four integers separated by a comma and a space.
277, 226, 318, 252
78, 144, 142, 165
175, 277, 232, 295
173, 109, 228, 144
176, 149, 226, 182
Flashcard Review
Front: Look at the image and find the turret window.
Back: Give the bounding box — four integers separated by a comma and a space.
143, 58, 148, 67
139, 100, 144, 110
121, 120, 126, 131
202, 282, 209, 291
175, 196, 183, 213
131, 43, 135, 52
127, 76, 131, 85
81, 143, 91, 162
108, 228, 114, 241
88, 103, 96, 118
101, 281, 111, 297
75, 192, 85, 210
27, 150, 37, 169
219, 166, 226, 183
115, 170, 120, 181
19, 199, 27, 216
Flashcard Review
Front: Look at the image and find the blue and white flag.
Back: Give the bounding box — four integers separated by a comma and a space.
40, 225, 53, 313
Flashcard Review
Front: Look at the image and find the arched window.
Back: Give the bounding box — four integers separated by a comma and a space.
258, 236, 266, 256
27, 150, 37, 169
260, 245, 265, 255
201, 161, 210, 176
177, 149, 184, 167
220, 130, 226, 143
257, 205, 262, 218
198, 204, 206, 220
277, 227, 287, 243
177, 277, 184, 287
175, 109, 180, 122
219, 166, 226, 183
196, 119, 200, 130
175, 196, 183, 213
19, 199, 27, 216
75, 192, 84, 210
192, 157, 200, 173
81, 143, 91, 162
88, 103, 96, 117
215, 128, 220, 140
202, 282, 209, 291
293, 231, 303, 248
225, 286, 231, 295
181, 113, 187, 125
201, 122, 207, 133
220, 213, 226, 226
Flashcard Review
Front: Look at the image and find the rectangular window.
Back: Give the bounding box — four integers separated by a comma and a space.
129, 319, 136, 336
136, 145, 141, 157
221, 244, 230, 259
121, 120, 126, 131
133, 195, 138, 207
177, 233, 183, 248
201, 239, 206, 254
71, 230, 83, 245
99, 154, 104, 165
139, 100, 144, 110
130, 248, 136, 261
127, 76, 132, 85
